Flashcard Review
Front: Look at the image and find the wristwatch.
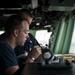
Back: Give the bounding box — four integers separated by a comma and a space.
31, 57, 35, 61
28, 56, 35, 61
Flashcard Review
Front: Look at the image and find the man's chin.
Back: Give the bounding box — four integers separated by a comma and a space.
22, 43, 24, 46
19, 43, 24, 46
25, 40, 27, 42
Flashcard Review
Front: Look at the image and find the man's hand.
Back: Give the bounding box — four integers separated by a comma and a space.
28, 45, 42, 60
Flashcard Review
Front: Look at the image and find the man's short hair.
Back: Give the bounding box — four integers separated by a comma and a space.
5, 14, 29, 35
18, 9, 33, 18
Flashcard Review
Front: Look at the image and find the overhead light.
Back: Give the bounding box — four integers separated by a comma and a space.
44, 25, 51, 28
3, 14, 15, 16
0, 8, 22, 10
36, 23, 40, 26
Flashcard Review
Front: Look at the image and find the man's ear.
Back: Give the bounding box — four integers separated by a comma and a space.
13, 29, 18, 37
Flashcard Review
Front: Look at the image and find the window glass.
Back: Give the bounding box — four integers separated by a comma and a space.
69, 21, 75, 53
35, 30, 52, 46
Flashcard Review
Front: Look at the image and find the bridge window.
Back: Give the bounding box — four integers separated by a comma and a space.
35, 30, 52, 46
69, 21, 75, 53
